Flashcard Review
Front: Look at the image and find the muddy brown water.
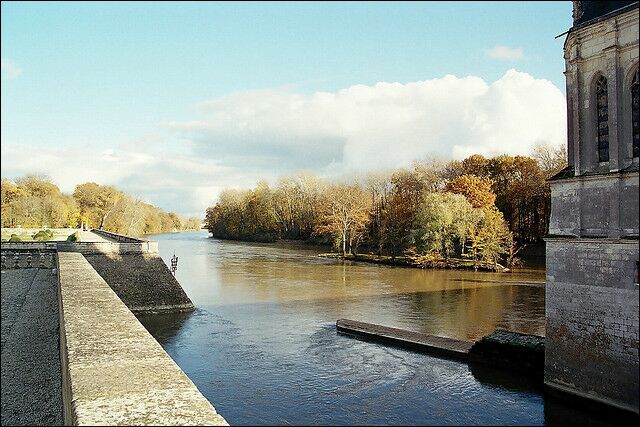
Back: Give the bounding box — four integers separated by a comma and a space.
139, 231, 609, 426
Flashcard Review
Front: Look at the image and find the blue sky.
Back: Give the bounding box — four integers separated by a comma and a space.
1, 1, 572, 216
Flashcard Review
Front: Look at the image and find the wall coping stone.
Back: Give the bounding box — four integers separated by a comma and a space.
91, 229, 148, 243
57, 252, 228, 426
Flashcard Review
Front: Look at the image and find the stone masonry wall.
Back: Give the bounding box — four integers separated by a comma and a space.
549, 172, 639, 238
84, 253, 194, 314
57, 252, 227, 425
564, 6, 639, 174
545, 237, 639, 413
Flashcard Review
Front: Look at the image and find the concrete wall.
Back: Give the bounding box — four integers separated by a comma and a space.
56, 241, 160, 254
57, 252, 227, 426
2, 238, 193, 315
545, 237, 639, 413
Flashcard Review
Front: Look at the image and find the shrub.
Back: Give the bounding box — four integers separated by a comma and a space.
67, 231, 81, 242
8, 234, 22, 242
33, 229, 55, 241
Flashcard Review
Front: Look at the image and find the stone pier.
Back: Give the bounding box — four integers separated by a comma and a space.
1, 229, 226, 425
57, 252, 227, 425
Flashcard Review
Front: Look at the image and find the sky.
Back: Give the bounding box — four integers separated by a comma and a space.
1, 1, 573, 216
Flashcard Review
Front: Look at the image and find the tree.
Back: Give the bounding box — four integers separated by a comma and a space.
1, 179, 22, 227
532, 143, 568, 178
412, 192, 475, 262
73, 182, 123, 229
315, 182, 372, 256
445, 175, 496, 209
378, 168, 426, 256
465, 207, 512, 271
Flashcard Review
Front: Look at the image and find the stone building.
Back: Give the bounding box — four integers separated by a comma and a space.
545, 0, 639, 414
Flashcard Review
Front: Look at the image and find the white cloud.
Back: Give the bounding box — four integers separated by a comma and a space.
1, 58, 22, 79
0, 142, 240, 217
2, 70, 566, 216
485, 46, 525, 60
168, 69, 566, 174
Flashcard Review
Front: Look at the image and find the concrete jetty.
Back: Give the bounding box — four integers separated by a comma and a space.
1, 255, 63, 426
336, 319, 474, 360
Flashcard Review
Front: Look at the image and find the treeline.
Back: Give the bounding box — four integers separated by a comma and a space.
205, 146, 566, 269
1, 175, 202, 236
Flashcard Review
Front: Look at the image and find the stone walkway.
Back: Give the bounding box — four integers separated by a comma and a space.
1, 266, 63, 426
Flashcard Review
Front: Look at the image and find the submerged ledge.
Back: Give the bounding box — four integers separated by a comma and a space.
336, 319, 544, 378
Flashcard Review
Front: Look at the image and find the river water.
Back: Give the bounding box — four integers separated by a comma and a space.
138, 231, 607, 426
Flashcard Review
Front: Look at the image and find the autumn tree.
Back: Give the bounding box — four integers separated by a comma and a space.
465, 207, 512, 271
532, 143, 568, 178
73, 182, 123, 229
1, 179, 22, 227
445, 175, 496, 209
315, 183, 372, 256
378, 168, 426, 256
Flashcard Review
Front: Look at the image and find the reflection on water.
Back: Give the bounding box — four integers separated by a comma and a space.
138, 231, 607, 425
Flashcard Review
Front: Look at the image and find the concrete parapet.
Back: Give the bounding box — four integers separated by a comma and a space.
2, 238, 192, 314
90, 229, 147, 243
56, 241, 159, 255
57, 252, 227, 426
1, 240, 159, 255
1, 242, 58, 251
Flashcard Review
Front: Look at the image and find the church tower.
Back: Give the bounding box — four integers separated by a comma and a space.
545, 0, 639, 414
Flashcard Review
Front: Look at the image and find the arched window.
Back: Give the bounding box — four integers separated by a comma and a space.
596, 75, 609, 162
632, 69, 639, 158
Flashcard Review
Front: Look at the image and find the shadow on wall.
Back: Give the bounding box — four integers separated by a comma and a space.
83, 252, 194, 314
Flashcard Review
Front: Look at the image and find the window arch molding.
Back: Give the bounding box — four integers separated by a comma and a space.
591, 73, 610, 163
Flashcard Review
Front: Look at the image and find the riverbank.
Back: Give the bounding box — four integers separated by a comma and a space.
203, 232, 523, 272
318, 252, 511, 272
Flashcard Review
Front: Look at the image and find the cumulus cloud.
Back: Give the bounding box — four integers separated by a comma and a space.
485, 46, 524, 60
1, 58, 22, 79
2, 69, 566, 215
168, 69, 566, 175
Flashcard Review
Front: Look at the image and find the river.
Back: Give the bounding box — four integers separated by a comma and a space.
138, 231, 607, 426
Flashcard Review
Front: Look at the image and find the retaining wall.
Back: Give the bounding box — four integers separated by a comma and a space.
83, 252, 194, 314
56, 252, 227, 426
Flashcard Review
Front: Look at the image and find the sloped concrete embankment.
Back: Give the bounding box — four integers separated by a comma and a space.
57, 252, 228, 426
54, 229, 194, 314
83, 252, 194, 314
